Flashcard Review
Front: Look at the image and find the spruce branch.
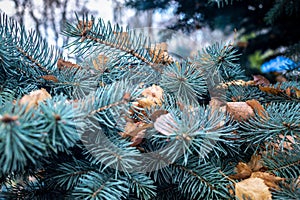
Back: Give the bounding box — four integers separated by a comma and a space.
62, 13, 172, 69
0, 103, 47, 174
171, 157, 231, 199
240, 102, 300, 153
72, 170, 129, 200
0, 12, 59, 75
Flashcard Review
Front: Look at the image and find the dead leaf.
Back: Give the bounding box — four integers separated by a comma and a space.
294, 87, 300, 98
0, 114, 19, 123
285, 87, 291, 97
148, 42, 173, 64
130, 131, 145, 147
154, 113, 178, 136
226, 102, 254, 121
137, 98, 157, 109
274, 134, 297, 151
246, 99, 268, 119
230, 162, 252, 179
141, 84, 164, 105
57, 58, 81, 70
253, 75, 270, 86
120, 121, 142, 137
120, 122, 152, 147
40, 75, 59, 82
235, 178, 272, 200
251, 172, 284, 190
19, 88, 51, 111
237, 41, 248, 48
150, 110, 168, 122
209, 97, 226, 113
259, 85, 284, 96
230, 154, 265, 179
136, 85, 164, 109
247, 154, 264, 172
275, 75, 287, 82
217, 79, 254, 89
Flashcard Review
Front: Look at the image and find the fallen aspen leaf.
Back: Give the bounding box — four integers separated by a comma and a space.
130, 131, 145, 147
230, 154, 264, 179
273, 134, 297, 151
92, 54, 108, 71
148, 42, 173, 64
40, 75, 59, 82
294, 87, 300, 98
247, 154, 264, 172
57, 58, 81, 70
246, 99, 268, 119
251, 172, 284, 190
19, 88, 51, 111
134, 85, 164, 111
209, 97, 226, 113
259, 85, 283, 96
141, 84, 164, 106
154, 113, 178, 136
253, 75, 270, 86
150, 110, 168, 122
120, 121, 152, 147
217, 79, 254, 89
235, 178, 272, 200
226, 102, 254, 121
230, 162, 252, 179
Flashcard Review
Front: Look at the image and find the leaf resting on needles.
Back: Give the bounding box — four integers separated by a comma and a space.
251, 172, 284, 190
235, 178, 272, 200
253, 75, 270, 86
246, 99, 268, 119
230, 154, 264, 179
19, 88, 51, 111
226, 102, 254, 121
154, 113, 178, 136
226, 99, 267, 121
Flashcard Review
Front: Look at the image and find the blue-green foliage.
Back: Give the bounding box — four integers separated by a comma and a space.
240, 102, 300, 154
0, 103, 46, 174
160, 61, 208, 104
0, 11, 299, 200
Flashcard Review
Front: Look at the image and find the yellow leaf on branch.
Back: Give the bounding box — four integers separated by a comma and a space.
235, 178, 272, 200
19, 88, 51, 111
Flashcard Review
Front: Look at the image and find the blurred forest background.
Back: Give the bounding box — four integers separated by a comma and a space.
0, 0, 299, 77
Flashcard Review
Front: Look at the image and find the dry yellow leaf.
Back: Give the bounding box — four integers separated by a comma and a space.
259, 85, 283, 96
230, 154, 264, 180
235, 177, 272, 200
247, 154, 264, 172
120, 121, 151, 147
253, 75, 270, 86
226, 102, 254, 121
40, 75, 59, 82
154, 113, 177, 136
294, 87, 300, 98
130, 131, 145, 147
246, 99, 268, 119
57, 58, 81, 70
148, 42, 173, 64
19, 88, 51, 111
230, 162, 252, 179
139, 84, 164, 108
137, 98, 157, 109
251, 172, 284, 190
